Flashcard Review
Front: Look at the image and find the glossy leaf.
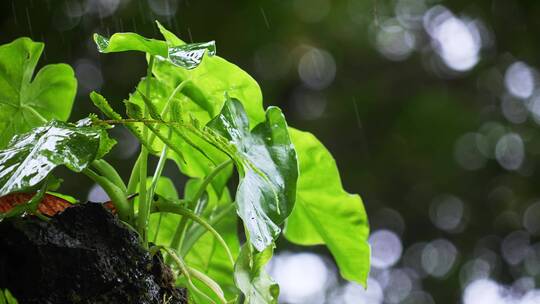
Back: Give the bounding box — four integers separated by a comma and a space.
208, 99, 298, 251
284, 128, 371, 286
168, 41, 217, 70
124, 22, 265, 202
234, 244, 279, 304
0, 37, 76, 148
0, 119, 110, 196
94, 32, 167, 56
127, 78, 232, 195
154, 21, 266, 125
94, 31, 215, 70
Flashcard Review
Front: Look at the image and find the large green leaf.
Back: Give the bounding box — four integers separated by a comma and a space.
94, 32, 168, 56
94, 30, 216, 70
234, 244, 279, 304
284, 128, 370, 286
208, 99, 298, 251
127, 78, 232, 195
0, 37, 76, 148
154, 22, 265, 125
0, 119, 111, 196
123, 22, 266, 201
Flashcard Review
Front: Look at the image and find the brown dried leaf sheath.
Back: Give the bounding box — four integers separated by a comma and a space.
0, 193, 116, 216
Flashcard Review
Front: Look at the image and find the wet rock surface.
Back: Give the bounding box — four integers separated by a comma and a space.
0, 203, 187, 304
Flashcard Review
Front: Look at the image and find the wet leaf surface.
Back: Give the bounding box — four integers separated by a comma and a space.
0, 37, 76, 148
0, 119, 111, 196
208, 98, 298, 251
234, 244, 278, 304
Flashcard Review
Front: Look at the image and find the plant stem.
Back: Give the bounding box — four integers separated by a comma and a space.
137, 146, 149, 242
83, 168, 130, 222
152, 200, 235, 266
169, 159, 232, 254
146, 79, 191, 145
92, 159, 127, 192
168, 217, 189, 261
136, 55, 155, 246
137, 56, 154, 247
161, 246, 219, 304
180, 203, 236, 256
126, 154, 142, 219
148, 132, 171, 243
192, 159, 232, 205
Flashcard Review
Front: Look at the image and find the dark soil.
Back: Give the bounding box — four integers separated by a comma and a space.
0, 203, 187, 304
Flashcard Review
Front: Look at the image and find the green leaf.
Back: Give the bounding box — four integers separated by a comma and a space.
234, 244, 279, 304
183, 179, 239, 302
122, 22, 265, 201
94, 31, 215, 70
208, 98, 298, 251
284, 128, 371, 286
168, 41, 217, 70
90, 91, 155, 154
94, 32, 168, 56
0, 119, 110, 196
127, 78, 232, 195
0, 37, 77, 148
96, 126, 117, 159
147, 177, 239, 302
154, 21, 266, 125
149, 177, 240, 301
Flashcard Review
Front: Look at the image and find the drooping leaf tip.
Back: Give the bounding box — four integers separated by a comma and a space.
93, 33, 109, 53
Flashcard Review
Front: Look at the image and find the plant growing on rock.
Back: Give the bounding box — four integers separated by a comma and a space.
0, 22, 370, 303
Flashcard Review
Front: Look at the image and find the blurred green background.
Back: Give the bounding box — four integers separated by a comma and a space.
3, 0, 540, 303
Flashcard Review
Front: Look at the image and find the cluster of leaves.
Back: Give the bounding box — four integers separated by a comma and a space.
0, 22, 370, 303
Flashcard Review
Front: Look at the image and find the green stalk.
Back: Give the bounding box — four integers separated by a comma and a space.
145, 123, 186, 163
136, 55, 155, 246
146, 79, 191, 146
92, 159, 127, 192
137, 146, 149, 243
169, 159, 232, 254
152, 200, 235, 266
126, 154, 142, 219
161, 247, 218, 304
169, 216, 189, 261
83, 168, 130, 222
187, 267, 228, 304
148, 131, 171, 243
192, 159, 232, 205
180, 203, 236, 256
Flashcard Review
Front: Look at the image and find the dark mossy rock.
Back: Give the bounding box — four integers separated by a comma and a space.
0, 203, 187, 304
